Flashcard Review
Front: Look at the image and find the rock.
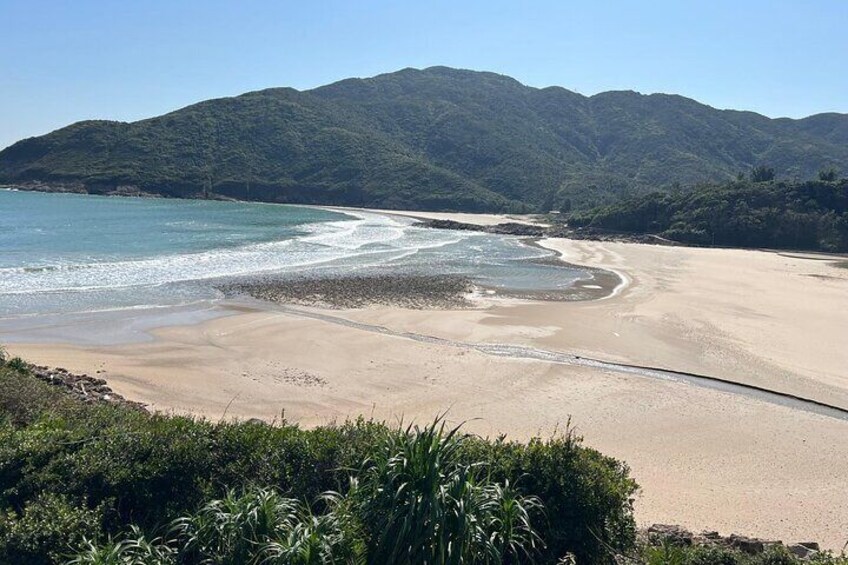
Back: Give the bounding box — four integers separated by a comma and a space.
24, 362, 148, 413
487, 222, 546, 236
647, 524, 694, 546
418, 219, 546, 237
788, 544, 818, 559
640, 526, 821, 559
728, 534, 765, 554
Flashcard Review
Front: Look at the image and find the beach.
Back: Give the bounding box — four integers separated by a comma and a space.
6, 209, 848, 549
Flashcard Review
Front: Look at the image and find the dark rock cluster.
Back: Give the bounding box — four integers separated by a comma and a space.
28, 364, 147, 411
418, 219, 545, 236
646, 524, 822, 560
419, 218, 673, 245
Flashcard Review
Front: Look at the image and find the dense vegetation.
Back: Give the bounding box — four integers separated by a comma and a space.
0, 359, 637, 564
569, 175, 848, 252
2, 67, 847, 212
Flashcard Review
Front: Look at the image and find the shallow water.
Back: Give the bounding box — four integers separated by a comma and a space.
0, 190, 592, 317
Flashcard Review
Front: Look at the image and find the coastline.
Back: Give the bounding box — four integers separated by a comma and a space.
4, 207, 848, 548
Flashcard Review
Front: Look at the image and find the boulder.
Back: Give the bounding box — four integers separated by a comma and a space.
788, 544, 819, 559
728, 534, 764, 554
647, 524, 694, 546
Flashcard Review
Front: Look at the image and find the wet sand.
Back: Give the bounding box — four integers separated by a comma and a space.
6, 211, 848, 549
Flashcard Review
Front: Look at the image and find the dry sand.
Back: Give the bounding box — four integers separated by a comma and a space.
8, 210, 848, 549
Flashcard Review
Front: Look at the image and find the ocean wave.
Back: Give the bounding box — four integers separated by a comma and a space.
0, 211, 468, 296
0, 198, 586, 320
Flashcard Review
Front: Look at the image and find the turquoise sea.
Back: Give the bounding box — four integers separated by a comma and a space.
0, 189, 589, 318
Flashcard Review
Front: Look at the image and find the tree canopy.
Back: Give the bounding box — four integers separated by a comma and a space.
569, 177, 848, 252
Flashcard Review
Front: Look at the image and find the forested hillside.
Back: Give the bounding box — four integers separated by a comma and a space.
569, 173, 848, 252
2, 67, 848, 212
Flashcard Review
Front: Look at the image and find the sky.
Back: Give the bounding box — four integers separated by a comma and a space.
2, 0, 847, 149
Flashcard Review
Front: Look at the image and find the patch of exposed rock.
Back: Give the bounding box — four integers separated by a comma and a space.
644, 524, 823, 561
28, 364, 147, 411
419, 218, 673, 245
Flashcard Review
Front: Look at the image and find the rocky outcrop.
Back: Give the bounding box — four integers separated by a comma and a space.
789, 543, 821, 559
418, 218, 673, 245
645, 524, 822, 560
28, 364, 147, 411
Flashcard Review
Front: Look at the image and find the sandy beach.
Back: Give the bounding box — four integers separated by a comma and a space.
6, 210, 848, 549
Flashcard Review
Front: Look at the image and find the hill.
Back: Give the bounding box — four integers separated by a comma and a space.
2, 66, 848, 212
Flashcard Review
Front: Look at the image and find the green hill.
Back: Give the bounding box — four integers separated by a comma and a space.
2, 66, 848, 212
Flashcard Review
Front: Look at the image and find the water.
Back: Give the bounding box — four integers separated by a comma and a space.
0, 190, 592, 318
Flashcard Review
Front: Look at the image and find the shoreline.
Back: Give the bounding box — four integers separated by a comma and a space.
7, 185, 848, 259
3, 206, 848, 549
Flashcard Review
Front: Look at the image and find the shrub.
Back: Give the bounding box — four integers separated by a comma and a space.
684, 545, 742, 565
175, 488, 364, 565
461, 430, 638, 563
0, 493, 105, 565
68, 525, 177, 565
351, 418, 543, 564
0, 365, 639, 564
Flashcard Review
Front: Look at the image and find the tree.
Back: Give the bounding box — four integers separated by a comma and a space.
751, 165, 775, 183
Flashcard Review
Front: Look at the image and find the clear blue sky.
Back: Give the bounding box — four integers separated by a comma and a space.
2, 0, 847, 149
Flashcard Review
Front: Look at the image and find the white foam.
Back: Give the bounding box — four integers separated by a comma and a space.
0, 210, 469, 296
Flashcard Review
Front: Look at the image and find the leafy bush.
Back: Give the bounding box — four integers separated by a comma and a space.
69, 526, 177, 565
351, 418, 543, 564
0, 493, 105, 565
0, 364, 637, 564
461, 431, 637, 564
683, 545, 742, 565
71, 419, 545, 564
173, 489, 363, 565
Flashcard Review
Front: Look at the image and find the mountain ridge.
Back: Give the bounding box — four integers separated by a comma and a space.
2, 66, 847, 212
